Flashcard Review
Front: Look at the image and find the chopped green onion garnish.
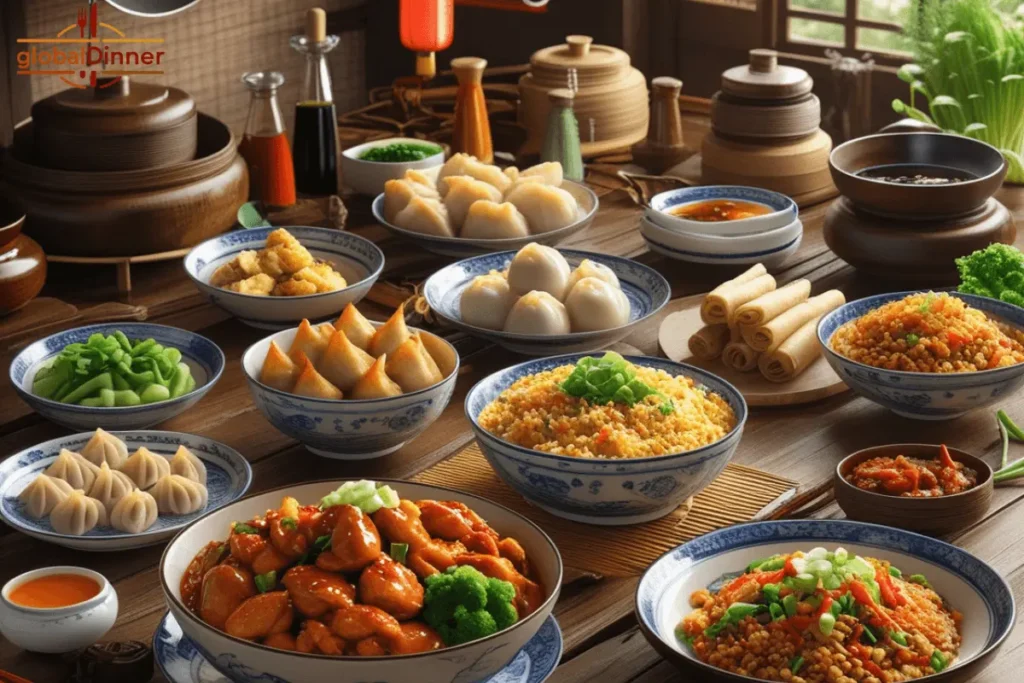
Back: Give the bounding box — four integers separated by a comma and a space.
390, 542, 409, 564
890, 630, 908, 646
233, 522, 259, 535
931, 650, 948, 672
280, 517, 297, 530
254, 570, 277, 593
559, 352, 674, 415
818, 612, 836, 636
862, 625, 877, 644
889, 566, 902, 578
908, 574, 931, 589
790, 655, 805, 674
314, 534, 331, 550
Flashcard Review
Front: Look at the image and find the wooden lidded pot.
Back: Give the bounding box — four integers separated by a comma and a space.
31, 77, 198, 171
0, 197, 45, 315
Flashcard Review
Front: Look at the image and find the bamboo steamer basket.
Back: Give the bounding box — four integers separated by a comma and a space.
701, 130, 836, 197
519, 35, 648, 156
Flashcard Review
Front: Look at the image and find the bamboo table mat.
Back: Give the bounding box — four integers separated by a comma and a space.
413, 443, 797, 577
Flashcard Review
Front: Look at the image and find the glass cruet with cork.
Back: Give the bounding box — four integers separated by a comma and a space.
239, 71, 296, 207
291, 7, 339, 196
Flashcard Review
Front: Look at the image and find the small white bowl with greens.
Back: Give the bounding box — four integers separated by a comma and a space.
341, 137, 445, 196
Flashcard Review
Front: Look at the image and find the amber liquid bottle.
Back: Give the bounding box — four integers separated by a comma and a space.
239, 71, 296, 207
291, 8, 339, 196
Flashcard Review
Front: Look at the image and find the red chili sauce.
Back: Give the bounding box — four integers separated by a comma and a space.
846, 445, 976, 497
668, 199, 772, 222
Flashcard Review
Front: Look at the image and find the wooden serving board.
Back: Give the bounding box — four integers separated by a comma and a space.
657, 295, 848, 407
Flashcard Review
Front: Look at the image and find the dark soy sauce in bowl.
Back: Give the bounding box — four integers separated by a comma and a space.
857, 163, 978, 185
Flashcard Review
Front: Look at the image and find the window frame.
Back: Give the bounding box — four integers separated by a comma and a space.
772, 0, 910, 66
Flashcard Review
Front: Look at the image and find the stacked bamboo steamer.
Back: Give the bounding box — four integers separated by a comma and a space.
703, 49, 836, 206
519, 35, 648, 156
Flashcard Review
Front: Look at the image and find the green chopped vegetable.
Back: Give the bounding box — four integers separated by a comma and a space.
422, 565, 518, 646
254, 570, 277, 593
704, 603, 765, 638
391, 542, 409, 564
931, 649, 948, 672
359, 142, 443, 163
319, 480, 402, 514
762, 583, 781, 605
862, 624, 878, 644
790, 655, 805, 675
559, 352, 674, 415
769, 602, 785, 621
787, 573, 819, 594
782, 594, 798, 618
890, 630, 908, 646
749, 555, 786, 573
675, 625, 695, 648
280, 517, 297, 530
889, 565, 902, 578
818, 612, 836, 636
233, 522, 260, 535
957, 244, 1024, 306
905, 333, 920, 347
908, 574, 931, 589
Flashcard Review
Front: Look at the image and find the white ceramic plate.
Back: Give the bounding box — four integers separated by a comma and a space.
640, 215, 802, 268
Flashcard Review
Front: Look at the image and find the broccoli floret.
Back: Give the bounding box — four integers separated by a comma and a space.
422, 565, 519, 645
956, 244, 1024, 305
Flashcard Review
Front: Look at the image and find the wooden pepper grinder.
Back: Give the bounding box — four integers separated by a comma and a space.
631, 76, 690, 174
451, 57, 493, 163
540, 88, 584, 182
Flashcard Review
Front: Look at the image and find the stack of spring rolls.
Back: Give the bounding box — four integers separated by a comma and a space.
688, 264, 845, 383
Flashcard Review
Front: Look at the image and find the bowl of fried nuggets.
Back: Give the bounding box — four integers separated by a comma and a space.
184, 226, 385, 329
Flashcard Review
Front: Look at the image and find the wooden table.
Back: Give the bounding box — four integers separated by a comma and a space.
3, 141, 1023, 683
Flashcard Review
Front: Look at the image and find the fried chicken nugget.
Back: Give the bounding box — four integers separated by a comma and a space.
228, 273, 276, 296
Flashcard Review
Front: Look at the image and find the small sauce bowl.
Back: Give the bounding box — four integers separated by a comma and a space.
835, 443, 994, 536
0, 566, 118, 653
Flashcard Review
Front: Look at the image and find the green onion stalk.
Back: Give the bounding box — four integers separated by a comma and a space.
893, 0, 1024, 182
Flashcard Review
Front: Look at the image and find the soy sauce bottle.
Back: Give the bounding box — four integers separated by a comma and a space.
291, 8, 339, 196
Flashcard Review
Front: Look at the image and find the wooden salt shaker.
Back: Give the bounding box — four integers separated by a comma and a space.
451, 57, 494, 163
631, 76, 689, 174
541, 88, 584, 182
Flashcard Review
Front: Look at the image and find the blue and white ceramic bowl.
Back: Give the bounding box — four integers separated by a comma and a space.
646, 185, 797, 237
241, 323, 460, 459
0, 431, 251, 551
466, 354, 747, 525
154, 611, 562, 683
424, 248, 671, 356
818, 291, 1024, 420
372, 180, 599, 258
184, 226, 385, 329
640, 215, 802, 269
10, 323, 225, 431
159, 480, 563, 683
636, 520, 1016, 682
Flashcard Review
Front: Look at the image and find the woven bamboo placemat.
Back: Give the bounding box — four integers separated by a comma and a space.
413, 444, 797, 577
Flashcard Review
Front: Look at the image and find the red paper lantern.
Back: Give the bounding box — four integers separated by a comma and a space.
399, 0, 454, 78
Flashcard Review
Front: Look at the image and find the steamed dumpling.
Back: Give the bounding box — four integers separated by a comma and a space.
335, 304, 376, 351
564, 277, 631, 332
121, 447, 171, 490
507, 243, 572, 300
437, 154, 511, 195
393, 196, 454, 237
404, 168, 437, 190
292, 354, 343, 400
506, 182, 579, 233
567, 259, 620, 292
18, 474, 73, 519
460, 272, 517, 330
504, 291, 571, 335
169, 445, 207, 486
45, 449, 99, 491
50, 491, 107, 536
369, 304, 411, 358
519, 161, 563, 187
503, 166, 520, 182
288, 320, 335, 365
260, 341, 300, 391
320, 329, 375, 392
150, 474, 208, 515
442, 176, 503, 228
461, 201, 530, 240
386, 335, 444, 392
350, 356, 403, 399
383, 177, 440, 222
80, 428, 128, 470
87, 462, 136, 513
110, 489, 158, 533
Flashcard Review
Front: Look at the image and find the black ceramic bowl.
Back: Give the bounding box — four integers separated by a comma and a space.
829, 133, 1006, 218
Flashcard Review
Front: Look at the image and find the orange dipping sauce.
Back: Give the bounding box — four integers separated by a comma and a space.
8, 573, 101, 609
669, 199, 772, 222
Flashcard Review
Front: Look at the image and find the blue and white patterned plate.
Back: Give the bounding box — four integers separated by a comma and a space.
154, 612, 562, 683
424, 249, 671, 356
0, 431, 252, 551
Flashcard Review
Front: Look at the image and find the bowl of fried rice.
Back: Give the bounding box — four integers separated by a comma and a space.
818, 291, 1024, 420
465, 352, 747, 525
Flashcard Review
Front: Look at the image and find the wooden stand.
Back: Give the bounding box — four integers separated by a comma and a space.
47, 247, 192, 295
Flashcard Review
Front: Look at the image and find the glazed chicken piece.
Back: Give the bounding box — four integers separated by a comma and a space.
354, 621, 444, 656
315, 505, 381, 573
416, 500, 498, 541
282, 565, 356, 618
229, 530, 297, 576
263, 632, 297, 651
296, 619, 345, 655
199, 564, 256, 630
462, 530, 499, 556
456, 553, 544, 616
269, 515, 309, 559
252, 544, 294, 576
331, 604, 402, 643
224, 591, 294, 641
358, 554, 424, 620
373, 500, 463, 577
498, 537, 531, 576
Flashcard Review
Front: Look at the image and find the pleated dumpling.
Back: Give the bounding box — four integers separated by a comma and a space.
320, 329, 375, 392
87, 462, 136, 513
110, 489, 158, 533
504, 291, 571, 335
438, 154, 512, 195
393, 196, 454, 237
50, 491, 107, 536
45, 449, 99, 491
506, 182, 579, 234
386, 335, 444, 392
369, 304, 411, 358
404, 168, 437, 191
291, 354, 343, 400
564, 277, 631, 332
350, 356, 403, 399
260, 341, 300, 392
150, 474, 208, 515
503, 166, 520, 182
335, 304, 376, 352
18, 474, 73, 519
288, 320, 335, 365
519, 161, 563, 187
567, 258, 620, 292
442, 176, 503, 229
383, 177, 440, 222
507, 243, 572, 300
80, 428, 128, 470
121, 447, 171, 490
461, 201, 530, 240
460, 272, 517, 330
169, 445, 207, 486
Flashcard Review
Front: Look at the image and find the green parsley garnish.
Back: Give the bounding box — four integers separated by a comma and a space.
559, 352, 674, 415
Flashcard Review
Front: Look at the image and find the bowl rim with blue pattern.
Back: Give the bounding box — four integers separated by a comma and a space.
818, 290, 1024, 384
466, 352, 748, 466
634, 519, 1016, 682
0, 430, 252, 545
647, 185, 797, 236
640, 215, 803, 264
183, 225, 386, 303
9, 322, 225, 415
423, 248, 671, 342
